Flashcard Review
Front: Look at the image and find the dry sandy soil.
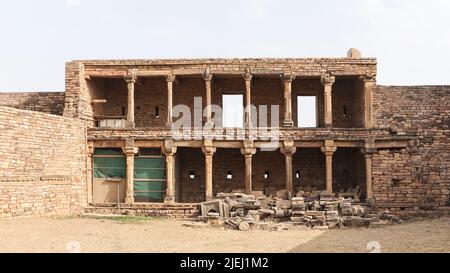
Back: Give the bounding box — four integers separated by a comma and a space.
0, 216, 448, 253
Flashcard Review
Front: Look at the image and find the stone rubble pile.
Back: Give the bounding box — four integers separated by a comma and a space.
193, 191, 403, 231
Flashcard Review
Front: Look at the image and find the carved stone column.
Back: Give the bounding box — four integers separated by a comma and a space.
321, 140, 337, 194
203, 67, 214, 127
361, 73, 376, 129
361, 139, 376, 200
166, 74, 175, 127
202, 139, 216, 201
162, 140, 177, 203
240, 140, 256, 194
125, 74, 136, 128
281, 140, 297, 194
282, 72, 295, 127
243, 67, 253, 128
123, 139, 138, 204
321, 75, 335, 127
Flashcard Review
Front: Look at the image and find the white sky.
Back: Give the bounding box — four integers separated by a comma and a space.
222, 95, 244, 128
298, 96, 317, 128
0, 0, 450, 92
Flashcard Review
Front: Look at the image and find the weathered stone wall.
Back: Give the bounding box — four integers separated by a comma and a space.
88, 78, 127, 120
0, 106, 86, 218
253, 150, 285, 194
0, 92, 65, 115
174, 77, 206, 128
372, 86, 450, 215
332, 79, 364, 128
135, 77, 167, 127
333, 148, 366, 195
64, 62, 93, 124
211, 148, 245, 196
177, 148, 205, 203
293, 148, 326, 191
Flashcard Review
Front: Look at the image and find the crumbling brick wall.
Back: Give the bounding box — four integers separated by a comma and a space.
0, 92, 65, 115
0, 106, 87, 218
372, 86, 450, 215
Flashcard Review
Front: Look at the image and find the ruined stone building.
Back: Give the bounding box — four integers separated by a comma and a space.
0, 49, 449, 218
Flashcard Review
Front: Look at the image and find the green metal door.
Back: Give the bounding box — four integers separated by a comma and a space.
134, 156, 166, 202
93, 148, 126, 203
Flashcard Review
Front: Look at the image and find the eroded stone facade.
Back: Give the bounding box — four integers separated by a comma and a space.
0, 55, 449, 218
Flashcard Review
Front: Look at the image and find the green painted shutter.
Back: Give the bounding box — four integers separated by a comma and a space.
134, 156, 166, 202
93, 149, 126, 178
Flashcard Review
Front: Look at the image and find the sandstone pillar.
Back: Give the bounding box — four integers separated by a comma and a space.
166, 74, 175, 127
243, 67, 253, 128
361, 140, 376, 200
321, 75, 335, 127
202, 140, 216, 201
282, 72, 295, 127
362, 74, 376, 129
125, 74, 136, 128
241, 140, 256, 195
281, 140, 297, 194
123, 140, 137, 204
204, 67, 214, 127
162, 140, 177, 203
364, 154, 373, 199
321, 140, 336, 194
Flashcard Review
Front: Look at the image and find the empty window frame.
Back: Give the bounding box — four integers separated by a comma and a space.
297, 96, 317, 128
222, 94, 244, 128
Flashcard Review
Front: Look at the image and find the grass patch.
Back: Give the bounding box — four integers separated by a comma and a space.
81, 214, 160, 224
109, 215, 158, 224
50, 215, 81, 220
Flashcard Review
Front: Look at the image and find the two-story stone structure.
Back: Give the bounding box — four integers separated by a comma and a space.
1, 49, 449, 218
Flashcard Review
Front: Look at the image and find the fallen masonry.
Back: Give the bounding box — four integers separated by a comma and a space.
185, 191, 404, 231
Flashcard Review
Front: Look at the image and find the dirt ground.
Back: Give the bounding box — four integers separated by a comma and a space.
0, 216, 448, 253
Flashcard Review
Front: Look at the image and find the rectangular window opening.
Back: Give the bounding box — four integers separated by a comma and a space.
297, 96, 317, 128
222, 94, 244, 128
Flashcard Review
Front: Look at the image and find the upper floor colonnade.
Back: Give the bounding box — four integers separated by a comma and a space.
87, 67, 376, 130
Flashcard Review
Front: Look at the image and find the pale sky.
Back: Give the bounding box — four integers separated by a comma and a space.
1, 0, 450, 92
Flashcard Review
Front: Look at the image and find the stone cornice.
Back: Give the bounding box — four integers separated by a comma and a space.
75, 58, 377, 66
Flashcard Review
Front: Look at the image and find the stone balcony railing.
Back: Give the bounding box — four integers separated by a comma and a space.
87, 127, 413, 142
